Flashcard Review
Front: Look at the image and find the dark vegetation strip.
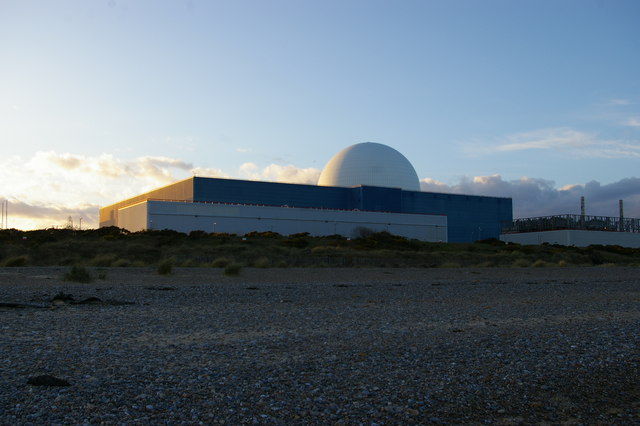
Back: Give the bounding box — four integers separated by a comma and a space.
0, 227, 639, 268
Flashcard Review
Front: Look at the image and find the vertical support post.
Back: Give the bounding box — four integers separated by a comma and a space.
619, 200, 624, 232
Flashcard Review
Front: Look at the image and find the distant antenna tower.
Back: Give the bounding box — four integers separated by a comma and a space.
67, 216, 73, 229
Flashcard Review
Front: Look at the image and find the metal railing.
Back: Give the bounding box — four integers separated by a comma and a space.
502, 214, 640, 234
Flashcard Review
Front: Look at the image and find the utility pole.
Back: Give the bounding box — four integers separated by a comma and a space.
2, 200, 7, 229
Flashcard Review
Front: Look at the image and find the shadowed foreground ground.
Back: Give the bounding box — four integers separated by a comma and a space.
1, 266, 639, 424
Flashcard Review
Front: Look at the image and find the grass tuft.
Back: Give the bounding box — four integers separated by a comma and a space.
157, 259, 173, 275
64, 265, 93, 283
224, 262, 242, 276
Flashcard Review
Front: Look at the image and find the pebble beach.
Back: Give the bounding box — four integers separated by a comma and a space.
1, 266, 639, 425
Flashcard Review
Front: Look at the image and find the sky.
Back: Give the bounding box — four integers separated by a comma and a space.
1, 0, 639, 230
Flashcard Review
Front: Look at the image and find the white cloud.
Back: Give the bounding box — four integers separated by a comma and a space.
625, 117, 640, 127
190, 167, 229, 178
260, 164, 320, 184
238, 162, 320, 184
494, 128, 592, 152
0, 151, 225, 230
608, 98, 631, 106
418, 178, 450, 192
235, 147, 252, 153
471, 127, 640, 158
420, 174, 640, 218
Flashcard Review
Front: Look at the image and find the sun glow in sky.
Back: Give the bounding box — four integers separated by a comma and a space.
1, 0, 639, 230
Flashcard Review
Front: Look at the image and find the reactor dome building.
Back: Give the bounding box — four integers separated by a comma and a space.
318, 142, 421, 191
99, 142, 512, 242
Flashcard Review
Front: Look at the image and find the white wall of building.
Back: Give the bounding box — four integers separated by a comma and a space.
500, 229, 640, 248
119, 200, 448, 241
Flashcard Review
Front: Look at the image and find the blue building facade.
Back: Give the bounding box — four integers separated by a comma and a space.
191, 177, 511, 242
100, 176, 512, 242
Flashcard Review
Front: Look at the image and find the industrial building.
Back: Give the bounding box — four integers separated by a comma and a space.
100, 143, 513, 242
500, 198, 640, 248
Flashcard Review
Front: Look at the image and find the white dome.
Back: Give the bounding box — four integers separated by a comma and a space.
317, 142, 420, 191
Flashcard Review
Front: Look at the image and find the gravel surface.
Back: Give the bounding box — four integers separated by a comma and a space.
1, 266, 639, 425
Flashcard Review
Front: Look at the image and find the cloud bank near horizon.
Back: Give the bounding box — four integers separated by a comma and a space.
420, 175, 640, 218
1, 151, 638, 230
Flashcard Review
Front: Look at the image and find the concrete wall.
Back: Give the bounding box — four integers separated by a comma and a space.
500, 230, 640, 248
122, 200, 448, 241
117, 202, 148, 232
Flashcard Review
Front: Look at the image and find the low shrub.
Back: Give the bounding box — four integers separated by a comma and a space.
476, 238, 505, 246
282, 236, 310, 248
188, 230, 208, 239
253, 257, 271, 268
64, 265, 93, 283
157, 259, 173, 275
532, 259, 548, 267
512, 258, 531, 268
211, 257, 232, 268
310, 245, 342, 255
224, 262, 242, 276
3, 255, 29, 267
245, 231, 281, 239
113, 258, 131, 267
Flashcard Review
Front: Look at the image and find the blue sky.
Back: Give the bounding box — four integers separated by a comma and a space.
1, 0, 639, 229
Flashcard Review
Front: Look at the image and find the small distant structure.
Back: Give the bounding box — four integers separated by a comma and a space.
501, 199, 640, 248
